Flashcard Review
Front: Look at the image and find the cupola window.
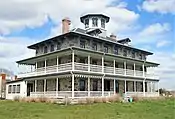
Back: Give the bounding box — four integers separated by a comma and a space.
85, 19, 89, 28
101, 19, 105, 28
92, 17, 98, 27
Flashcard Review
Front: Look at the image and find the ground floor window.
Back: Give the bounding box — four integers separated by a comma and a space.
79, 79, 85, 91
93, 80, 98, 91
8, 84, 21, 94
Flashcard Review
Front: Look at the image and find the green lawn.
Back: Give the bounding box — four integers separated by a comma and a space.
0, 98, 174, 119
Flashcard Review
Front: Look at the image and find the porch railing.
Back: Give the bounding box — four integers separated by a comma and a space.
30, 91, 113, 98
125, 92, 159, 97
18, 62, 158, 79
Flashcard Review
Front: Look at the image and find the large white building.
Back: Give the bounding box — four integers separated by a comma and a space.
6, 14, 159, 100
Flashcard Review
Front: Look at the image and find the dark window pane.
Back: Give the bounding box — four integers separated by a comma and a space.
85, 19, 89, 28
92, 43, 97, 51
50, 44, 54, 52
93, 80, 98, 91
57, 43, 61, 50
44, 46, 48, 53
92, 18, 98, 27
123, 49, 127, 56
101, 19, 105, 28
79, 79, 85, 91
80, 40, 85, 48
114, 46, 118, 55
104, 45, 108, 53
132, 51, 135, 58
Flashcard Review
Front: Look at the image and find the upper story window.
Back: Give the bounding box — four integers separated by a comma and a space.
44, 46, 48, 53
132, 51, 135, 58
85, 19, 89, 28
80, 40, 85, 48
143, 55, 146, 60
114, 46, 118, 55
92, 43, 97, 51
101, 19, 105, 28
104, 45, 108, 53
123, 49, 127, 57
57, 42, 61, 50
50, 44, 55, 52
92, 17, 98, 27
139, 54, 142, 60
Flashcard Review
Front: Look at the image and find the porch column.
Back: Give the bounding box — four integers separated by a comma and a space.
35, 80, 37, 92
57, 56, 59, 72
72, 74, 75, 98
124, 61, 126, 76
88, 55, 90, 72
35, 62, 37, 72
102, 77, 104, 96
142, 63, 145, 77
134, 81, 136, 92
143, 80, 145, 97
88, 77, 90, 97
102, 56, 104, 73
114, 79, 116, 95
134, 63, 136, 76
113, 60, 115, 74
45, 59, 47, 74
44, 79, 46, 96
124, 80, 126, 94
72, 50, 75, 71
56, 78, 58, 98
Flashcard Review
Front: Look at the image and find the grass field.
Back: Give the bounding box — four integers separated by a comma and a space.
0, 98, 174, 119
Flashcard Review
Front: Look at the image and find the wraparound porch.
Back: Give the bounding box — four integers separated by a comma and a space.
26, 74, 159, 98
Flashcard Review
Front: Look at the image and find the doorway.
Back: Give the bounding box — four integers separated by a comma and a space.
104, 80, 110, 91
27, 83, 33, 96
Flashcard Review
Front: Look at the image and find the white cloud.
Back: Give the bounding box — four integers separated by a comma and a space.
156, 40, 171, 48
148, 52, 175, 90
0, 0, 139, 35
142, 0, 175, 14
0, 37, 36, 73
139, 23, 170, 37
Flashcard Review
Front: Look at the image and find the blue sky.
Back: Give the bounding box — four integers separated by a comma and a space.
0, 0, 174, 90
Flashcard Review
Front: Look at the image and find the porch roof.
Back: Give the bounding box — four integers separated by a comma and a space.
16, 47, 159, 67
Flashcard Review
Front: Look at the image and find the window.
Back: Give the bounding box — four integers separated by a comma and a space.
80, 58, 85, 63
139, 54, 142, 60
101, 19, 105, 28
132, 51, 135, 58
44, 46, 48, 53
92, 17, 98, 27
80, 40, 85, 48
114, 46, 118, 55
79, 79, 85, 91
92, 43, 97, 51
93, 80, 98, 91
104, 45, 108, 53
12, 85, 16, 93
92, 60, 97, 65
57, 42, 61, 50
8, 85, 12, 94
85, 19, 89, 28
16, 85, 20, 93
123, 49, 127, 57
50, 44, 55, 52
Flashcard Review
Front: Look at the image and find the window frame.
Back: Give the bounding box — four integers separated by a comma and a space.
104, 45, 108, 53
92, 42, 97, 51
101, 18, 105, 28
80, 40, 85, 49
50, 44, 55, 52
44, 46, 48, 53
93, 80, 98, 91
85, 19, 89, 28
92, 17, 98, 27
79, 79, 85, 91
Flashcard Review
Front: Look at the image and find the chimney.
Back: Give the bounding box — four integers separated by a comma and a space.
62, 17, 71, 34
0, 74, 6, 80
110, 33, 117, 41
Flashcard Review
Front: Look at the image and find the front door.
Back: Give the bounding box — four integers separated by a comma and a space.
27, 83, 33, 96
104, 80, 110, 91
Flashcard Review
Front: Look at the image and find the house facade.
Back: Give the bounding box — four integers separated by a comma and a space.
6, 14, 159, 100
